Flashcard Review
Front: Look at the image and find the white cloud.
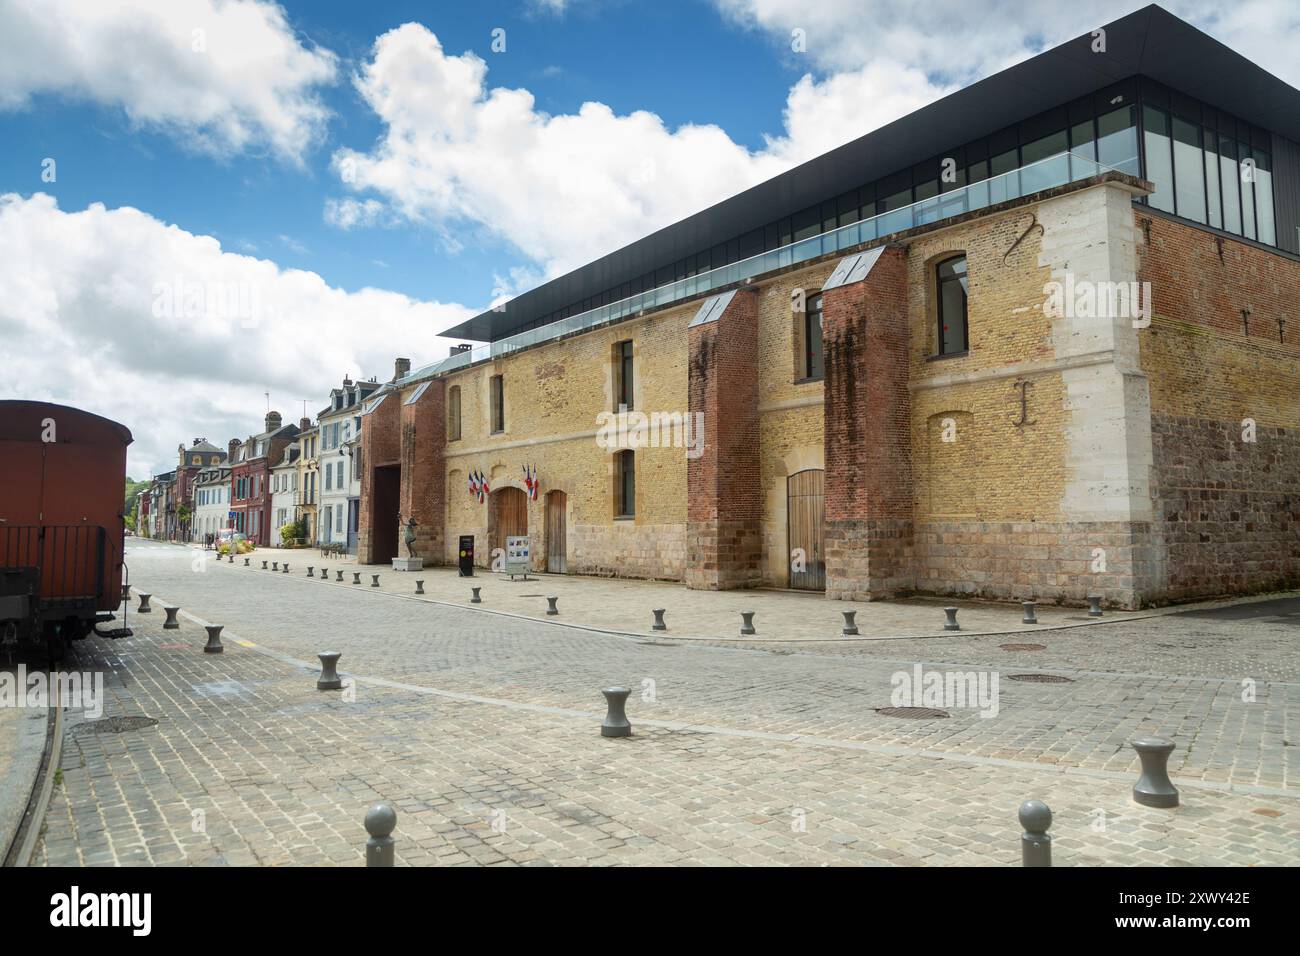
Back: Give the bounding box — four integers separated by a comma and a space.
714, 0, 1300, 88
0, 193, 472, 476
330, 24, 943, 281
0, 0, 338, 162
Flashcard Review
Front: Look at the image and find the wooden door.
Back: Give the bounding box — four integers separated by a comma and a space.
491, 486, 528, 555
787, 469, 825, 591
545, 491, 567, 573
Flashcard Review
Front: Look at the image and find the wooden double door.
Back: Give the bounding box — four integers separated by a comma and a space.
787, 469, 825, 591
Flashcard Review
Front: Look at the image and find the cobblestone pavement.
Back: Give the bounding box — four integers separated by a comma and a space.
28, 541, 1299, 866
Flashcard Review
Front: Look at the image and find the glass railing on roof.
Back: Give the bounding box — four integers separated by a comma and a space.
407, 151, 1117, 381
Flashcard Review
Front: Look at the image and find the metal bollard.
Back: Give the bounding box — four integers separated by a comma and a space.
243, 557, 250, 566
227, 554, 233, 563
273, 561, 279, 571
600, 687, 632, 738
546, 596, 559, 615
415, 580, 425, 595
353, 572, 361, 584
307, 566, 314, 576
943, 607, 960, 631
320, 567, 328, 579
262, 560, 268, 570
138, 593, 152, 613
163, 606, 180, 630
317, 651, 343, 691
203, 625, 224, 654
336, 570, 344, 582
1131, 737, 1179, 808
283, 564, 290, 574
471, 587, 482, 603
651, 608, 667, 631
740, 611, 756, 636
364, 804, 396, 867
841, 610, 858, 636
1087, 595, 1103, 617
371, 574, 380, 588
1022, 601, 1038, 625
1019, 800, 1052, 867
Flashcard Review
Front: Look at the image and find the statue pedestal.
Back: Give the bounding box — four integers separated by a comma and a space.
392, 556, 424, 571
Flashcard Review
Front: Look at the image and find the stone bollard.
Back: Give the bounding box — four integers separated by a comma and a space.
546, 596, 559, 616
1131, 737, 1179, 808
371, 574, 380, 588
203, 625, 224, 654
1019, 800, 1052, 867
273, 561, 279, 571
307, 566, 314, 576
138, 593, 152, 613
1022, 601, 1038, 625
943, 607, 960, 631
353, 572, 361, 585
317, 651, 343, 691
163, 606, 180, 630
415, 580, 425, 595
262, 560, 268, 570
600, 687, 632, 738
651, 608, 667, 631
841, 610, 858, 636
740, 611, 756, 636
1088, 595, 1103, 617
320, 567, 328, 579
364, 804, 396, 867
471, 587, 482, 604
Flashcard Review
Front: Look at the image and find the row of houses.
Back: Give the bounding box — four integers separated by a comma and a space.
136, 376, 384, 551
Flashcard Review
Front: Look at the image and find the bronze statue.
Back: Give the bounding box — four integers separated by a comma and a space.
402, 514, 419, 557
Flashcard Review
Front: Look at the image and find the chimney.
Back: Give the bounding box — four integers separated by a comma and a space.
343, 374, 353, 387
299, 417, 311, 432
393, 357, 411, 382
228, 438, 240, 462
450, 343, 472, 357
265, 410, 282, 433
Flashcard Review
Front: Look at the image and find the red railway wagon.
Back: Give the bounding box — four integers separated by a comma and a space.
0, 401, 132, 657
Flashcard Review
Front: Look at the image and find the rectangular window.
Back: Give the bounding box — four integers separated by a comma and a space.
1220, 138, 1242, 234
336, 507, 344, 533
1204, 129, 1222, 229
1254, 149, 1276, 246
1240, 140, 1257, 240
1171, 116, 1207, 224
616, 451, 635, 518
804, 293, 824, 380
1097, 105, 1139, 175
324, 466, 332, 491
448, 386, 462, 441
1143, 106, 1175, 213
616, 341, 634, 410
490, 375, 504, 433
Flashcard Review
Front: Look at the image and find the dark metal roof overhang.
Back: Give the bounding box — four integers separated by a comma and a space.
444, 4, 1300, 342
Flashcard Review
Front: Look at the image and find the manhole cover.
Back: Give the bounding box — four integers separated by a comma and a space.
73, 715, 158, 735
875, 706, 950, 719
999, 643, 1046, 651
1007, 673, 1074, 683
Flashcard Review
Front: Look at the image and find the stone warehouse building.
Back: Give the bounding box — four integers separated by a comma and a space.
358, 6, 1299, 609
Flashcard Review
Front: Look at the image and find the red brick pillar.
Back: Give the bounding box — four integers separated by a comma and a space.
358, 391, 401, 564
822, 245, 913, 599
685, 289, 762, 589
399, 380, 446, 566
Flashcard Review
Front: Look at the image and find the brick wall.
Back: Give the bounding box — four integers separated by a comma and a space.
1138, 213, 1300, 600
398, 379, 446, 566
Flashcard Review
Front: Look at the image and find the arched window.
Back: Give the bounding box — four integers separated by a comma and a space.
936, 255, 969, 355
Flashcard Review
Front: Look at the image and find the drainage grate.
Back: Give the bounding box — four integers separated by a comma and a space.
875, 706, 950, 719
1007, 673, 1074, 683
999, 643, 1046, 651
73, 715, 158, 735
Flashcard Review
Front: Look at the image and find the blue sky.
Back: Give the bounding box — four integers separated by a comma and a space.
0, 0, 802, 310
2, 0, 1295, 477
